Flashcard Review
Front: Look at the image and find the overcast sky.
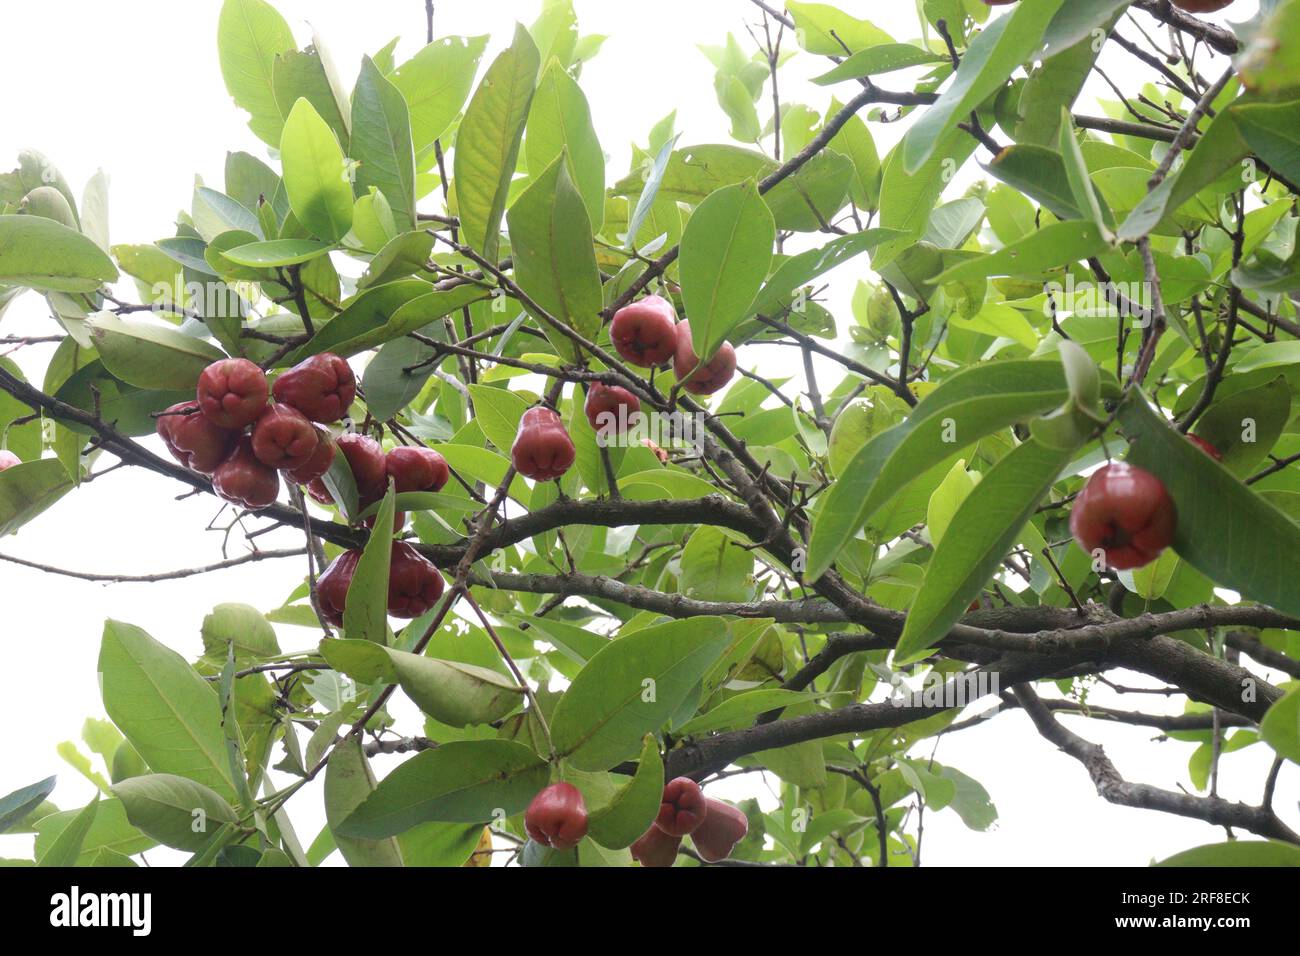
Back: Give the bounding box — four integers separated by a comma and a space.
2, 0, 1290, 867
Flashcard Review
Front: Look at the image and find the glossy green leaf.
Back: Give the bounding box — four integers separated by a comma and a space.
338, 739, 549, 837
0, 458, 74, 537
324, 736, 405, 866
0, 215, 118, 292
391, 35, 490, 153
506, 154, 603, 358
807, 360, 1077, 582
217, 0, 297, 145
454, 24, 540, 263
351, 56, 418, 230
281, 98, 354, 243
86, 313, 226, 390
344, 486, 395, 642
550, 617, 731, 771
112, 774, 239, 852
526, 60, 605, 231
585, 736, 663, 850
680, 179, 774, 360
898, 438, 1079, 664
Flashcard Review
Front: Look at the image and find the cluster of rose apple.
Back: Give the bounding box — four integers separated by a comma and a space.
156, 352, 448, 625
523, 777, 748, 866
509, 294, 736, 481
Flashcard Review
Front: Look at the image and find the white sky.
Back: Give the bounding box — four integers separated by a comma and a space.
2, 0, 1293, 867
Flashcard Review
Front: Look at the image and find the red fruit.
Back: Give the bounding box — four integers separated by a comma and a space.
1069, 462, 1177, 571
1187, 434, 1223, 461
584, 382, 641, 437
655, 777, 707, 837
212, 436, 280, 510
156, 401, 235, 474
511, 407, 575, 481
287, 431, 336, 484
196, 358, 269, 429
316, 550, 361, 628
336, 433, 388, 499
630, 825, 681, 868
524, 783, 588, 851
385, 446, 450, 493
691, 797, 749, 863
387, 541, 445, 618
673, 320, 737, 395
0, 450, 21, 471
305, 477, 334, 505
251, 404, 320, 471
272, 352, 356, 423
610, 295, 678, 367
1170, 0, 1233, 13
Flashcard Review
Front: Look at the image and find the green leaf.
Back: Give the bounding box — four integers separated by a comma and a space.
1191, 375, 1291, 477
753, 229, 902, 315
787, 1, 892, 54
296, 282, 483, 360
680, 179, 774, 360
876, 128, 978, 266
358, 230, 435, 289
1233, 101, 1300, 189
201, 603, 281, 661
812, 44, 946, 84
217, 0, 297, 146
0, 776, 57, 834
337, 739, 549, 837
454, 24, 540, 263
1059, 110, 1110, 234
324, 736, 405, 866
1260, 685, 1300, 764
506, 154, 603, 358
351, 56, 418, 230
0, 458, 74, 537
903, 1, 1065, 173
0, 215, 118, 292
388, 650, 525, 727
112, 774, 240, 851
937, 765, 998, 830
99, 620, 237, 799
550, 617, 732, 771
222, 238, 333, 267
344, 486, 395, 642
272, 47, 351, 149
467, 384, 529, 455
526, 60, 605, 231
676, 689, 820, 735
807, 360, 1078, 582
1119, 395, 1300, 618
1236, 0, 1300, 96
936, 220, 1110, 284
281, 98, 354, 243
612, 144, 773, 206
679, 526, 754, 604
585, 736, 664, 850
36, 795, 99, 867
1154, 840, 1300, 867
86, 313, 226, 390
391, 35, 490, 154
898, 438, 1078, 664
764, 149, 855, 233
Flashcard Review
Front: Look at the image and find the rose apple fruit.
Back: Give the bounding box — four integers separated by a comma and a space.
251, 404, 320, 471
610, 295, 679, 367
286, 431, 336, 484
1186, 434, 1223, 461
524, 782, 588, 851
212, 436, 280, 510
271, 352, 356, 423
1069, 462, 1177, 570
511, 407, 575, 481
691, 798, 749, 863
387, 541, 445, 618
196, 358, 269, 430
584, 382, 640, 438
630, 825, 682, 867
0, 450, 21, 471
156, 401, 236, 474
655, 777, 707, 837
385, 446, 450, 493
316, 549, 361, 628
673, 320, 736, 395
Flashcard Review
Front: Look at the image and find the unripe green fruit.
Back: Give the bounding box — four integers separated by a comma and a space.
18, 186, 77, 228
